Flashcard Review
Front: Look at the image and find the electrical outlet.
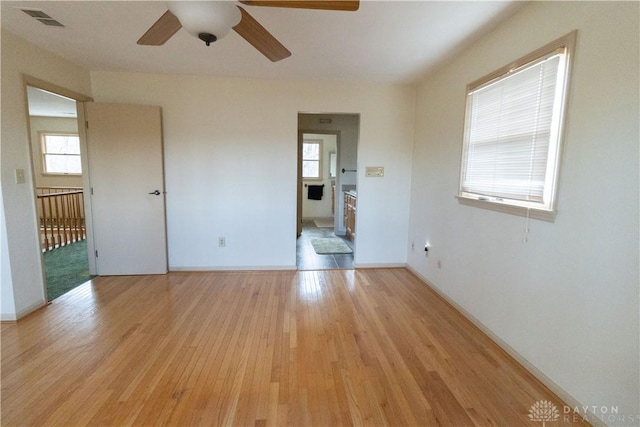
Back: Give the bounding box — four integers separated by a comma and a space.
218, 237, 225, 247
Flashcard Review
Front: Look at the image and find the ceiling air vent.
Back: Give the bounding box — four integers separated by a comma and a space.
20, 8, 65, 27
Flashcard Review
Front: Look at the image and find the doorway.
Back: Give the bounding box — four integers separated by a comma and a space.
25, 84, 92, 301
297, 113, 359, 270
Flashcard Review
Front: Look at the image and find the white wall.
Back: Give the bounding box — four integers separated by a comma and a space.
29, 116, 83, 188
407, 2, 639, 423
90, 72, 415, 269
301, 133, 336, 220
0, 31, 92, 319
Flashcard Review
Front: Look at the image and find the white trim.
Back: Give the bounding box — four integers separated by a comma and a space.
17, 300, 47, 319
170, 265, 297, 272
354, 263, 406, 269
1, 300, 48, 321
456, 195, 557, 222
403, 265, 609, 426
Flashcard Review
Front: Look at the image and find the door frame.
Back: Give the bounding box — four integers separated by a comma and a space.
297, 129, 341, 236
22, 75, 94, 301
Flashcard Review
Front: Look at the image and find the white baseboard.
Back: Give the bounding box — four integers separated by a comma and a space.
404, 265, 607, 427
354, 263, 406, 269
171, 264, 405, 272
170, 265, 298, 272
0, 313, 17, 322
1, 300, 47, 321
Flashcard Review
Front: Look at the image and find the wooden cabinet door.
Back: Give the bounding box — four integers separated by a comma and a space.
344, 193, 356, 241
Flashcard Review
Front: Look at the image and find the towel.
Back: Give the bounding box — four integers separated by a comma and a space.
308, 185, 324, 200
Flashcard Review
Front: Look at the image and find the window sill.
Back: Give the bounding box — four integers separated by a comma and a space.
456, 195, 557, 222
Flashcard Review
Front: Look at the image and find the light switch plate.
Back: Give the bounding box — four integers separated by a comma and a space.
15, 169, 26, 184
365, 166, 384, 177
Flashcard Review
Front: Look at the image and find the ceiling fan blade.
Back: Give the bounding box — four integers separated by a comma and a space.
240, 0, 359, 11
233, 7, 291, 62
137, 10, 182, 46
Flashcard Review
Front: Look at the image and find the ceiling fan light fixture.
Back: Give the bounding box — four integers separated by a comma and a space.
167, 1, 241, 42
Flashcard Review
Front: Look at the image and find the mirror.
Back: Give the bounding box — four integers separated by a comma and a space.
329, 152, 337, 178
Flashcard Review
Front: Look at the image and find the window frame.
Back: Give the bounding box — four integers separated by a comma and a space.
457, 31, 577, 222
301, 139, 323, 181
40, 132, 83, 176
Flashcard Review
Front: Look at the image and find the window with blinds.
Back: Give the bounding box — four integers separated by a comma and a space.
458, 31, 575, 219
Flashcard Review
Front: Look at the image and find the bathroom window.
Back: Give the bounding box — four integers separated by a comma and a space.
458, 31, 576, 221
302, 139, 322, 180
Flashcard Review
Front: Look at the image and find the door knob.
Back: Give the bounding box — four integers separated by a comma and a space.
148, 190, 161, 195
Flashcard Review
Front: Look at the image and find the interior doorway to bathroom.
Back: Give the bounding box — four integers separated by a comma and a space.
297, 113, 359, 270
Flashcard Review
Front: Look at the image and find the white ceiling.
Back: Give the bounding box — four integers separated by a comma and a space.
2, 1, 524, 86
27, 86, 78, 118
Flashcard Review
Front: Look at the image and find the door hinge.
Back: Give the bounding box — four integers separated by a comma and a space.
85, 120, 89, 130
95, 250, 99, 258
90, 187, 94, 195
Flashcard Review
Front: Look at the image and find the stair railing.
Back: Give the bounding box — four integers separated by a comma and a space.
36, 187, 86, 251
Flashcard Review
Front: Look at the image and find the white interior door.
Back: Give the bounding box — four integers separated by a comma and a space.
85, 102, 167, 275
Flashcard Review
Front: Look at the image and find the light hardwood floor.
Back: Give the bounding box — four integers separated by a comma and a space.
1, 269, 588, 426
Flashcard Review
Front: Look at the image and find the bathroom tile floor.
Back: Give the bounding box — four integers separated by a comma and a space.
297, 220, 354, 270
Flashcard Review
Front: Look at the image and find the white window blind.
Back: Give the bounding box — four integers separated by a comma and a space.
460, 48, 568, 210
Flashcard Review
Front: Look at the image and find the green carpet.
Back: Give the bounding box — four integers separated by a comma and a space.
44, 240, 92, 301
311, 237, 353, 255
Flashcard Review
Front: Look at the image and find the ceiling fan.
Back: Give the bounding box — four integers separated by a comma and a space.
137, 1, 360, 62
